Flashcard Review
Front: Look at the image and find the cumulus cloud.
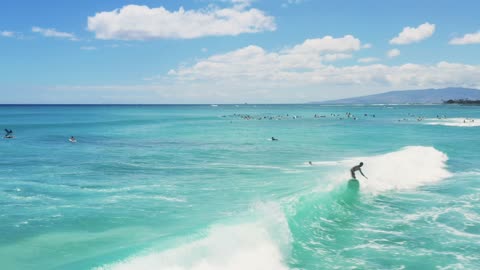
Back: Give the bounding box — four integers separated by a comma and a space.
358, 57, 380, 63
449, 31, 480, 45
168, 35, 362, 81
1, 31, 15, 37
287, 35, 361, 54
49, 60, 480, 103
390, 22, 435, 45
87, 3, 275, 40
46, 33, 480, 103
387, 49, 400, 58
32, 26, 78, 41
164, 37, 480, 96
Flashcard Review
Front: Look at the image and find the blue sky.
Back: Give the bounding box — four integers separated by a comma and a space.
1, 0, 479, 103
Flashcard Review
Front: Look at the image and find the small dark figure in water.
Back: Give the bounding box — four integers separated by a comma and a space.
4, 129, 13, 138
350, 162, 367, 179
309, 161, 313, 165
271, 137, 278, 141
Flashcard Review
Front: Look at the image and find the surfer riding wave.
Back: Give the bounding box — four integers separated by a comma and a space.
350, 162, 367, 180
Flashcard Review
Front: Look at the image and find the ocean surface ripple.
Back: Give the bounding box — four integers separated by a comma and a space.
1, 105, 479, 270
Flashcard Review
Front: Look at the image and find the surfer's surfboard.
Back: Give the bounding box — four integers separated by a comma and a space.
347, 179, 359, 190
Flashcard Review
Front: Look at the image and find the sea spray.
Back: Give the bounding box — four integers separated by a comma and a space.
344, 146, 452, 193
312, 146, 452, 194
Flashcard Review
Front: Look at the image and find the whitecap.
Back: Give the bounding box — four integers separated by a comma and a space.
423, 118, 480, 127
321, 146, 452, 194
95, 202, 292, 270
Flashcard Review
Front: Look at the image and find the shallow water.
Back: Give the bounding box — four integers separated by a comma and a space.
0, 104, 479, 269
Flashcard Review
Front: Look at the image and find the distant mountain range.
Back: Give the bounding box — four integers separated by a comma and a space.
314, 87, 480, 104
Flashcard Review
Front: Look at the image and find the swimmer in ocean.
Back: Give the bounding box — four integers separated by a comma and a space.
350, 162, 367, 179
271, 137, 278, 141
4, 129, 13, 138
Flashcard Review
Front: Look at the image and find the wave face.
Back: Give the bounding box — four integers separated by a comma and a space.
1, 104, 480, 270
285, 146, 480, 269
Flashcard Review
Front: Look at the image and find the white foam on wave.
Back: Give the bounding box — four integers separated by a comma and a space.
454, 170, 480, 177
334, 146, 452, 193
209, 162, 285, 170
4, 192, 61, 202
306, 159, 357, 167
304, 161, 341, 166
95, 202, 291, 270
423, 118, 480, 127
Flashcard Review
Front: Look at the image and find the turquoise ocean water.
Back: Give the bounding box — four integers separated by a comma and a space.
0, 104, 479, 269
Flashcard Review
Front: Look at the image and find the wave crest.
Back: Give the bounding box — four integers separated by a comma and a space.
423, 118, 480, 127
339, 146, 452, 193
95, 202, 291, 270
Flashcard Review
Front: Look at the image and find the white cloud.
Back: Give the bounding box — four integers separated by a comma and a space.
164, 39, 480, 98
43, 34, 480, 103
362, 43, 372, 49
231, 0, 253, 9
80, 46, 97, 50
1, 31, 15, 37
168, 35, 362, 82
449, 31, 480, 45
387, 49, 400, 58
32, 26, 78, 41
87, 3, 275, 40
58, 60, 480, 103
282, 0, 304, 7
287, 35, 361, 54
358, 57, 380, 63
390, 22, 435, 45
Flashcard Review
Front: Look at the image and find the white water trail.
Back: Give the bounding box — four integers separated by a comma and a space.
332, 146, 452, 194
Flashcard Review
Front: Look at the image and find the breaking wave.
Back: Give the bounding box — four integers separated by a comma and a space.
94, 203, 292, 270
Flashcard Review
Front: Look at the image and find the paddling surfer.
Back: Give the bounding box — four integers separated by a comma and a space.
4, 129, 14, 139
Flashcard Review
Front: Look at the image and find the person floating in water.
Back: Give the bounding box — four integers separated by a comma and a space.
350, 162, 367, 179
4, 129, 14, 138
69, 136, 77, 143
271, 137, 278, 141
309, 161, 313, 165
